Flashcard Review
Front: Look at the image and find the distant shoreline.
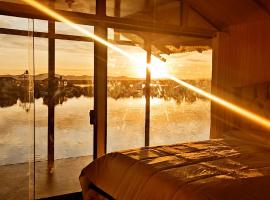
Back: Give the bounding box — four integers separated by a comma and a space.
0, 73, 211, 81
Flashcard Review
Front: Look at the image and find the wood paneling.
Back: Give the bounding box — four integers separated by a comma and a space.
211, 19, 270, 137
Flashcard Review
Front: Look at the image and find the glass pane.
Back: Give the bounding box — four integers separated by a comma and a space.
54, 40, 94, 159
33, 27, 49, 199
34, 26, 94, 198
107, 29, 146, 152
34, 37, 48, 163
51, 39, 93, 194
0, 15, 28, 30
150, 50, 212, 146
0, 20, 34, 199
0, 15, 48, 32
56, 22, 94, 36
34, 19, 48, 33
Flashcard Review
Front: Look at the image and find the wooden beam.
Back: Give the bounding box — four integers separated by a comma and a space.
187, 3, 222, 31
0, 27, 137, 46
113, 0, 121, 41
0, 1, 214, 38
48, 20, 55, 172
180, 0, 184, 26
114, 0, 121, 17
93, 0, 107, 159
145, 43, 151, 147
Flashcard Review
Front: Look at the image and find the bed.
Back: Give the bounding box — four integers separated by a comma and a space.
80, 82, 270, 200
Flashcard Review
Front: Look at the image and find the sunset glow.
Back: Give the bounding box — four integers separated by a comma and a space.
21, 0, 270, 130
148, 57, 168, 79
134, 56, 168, 79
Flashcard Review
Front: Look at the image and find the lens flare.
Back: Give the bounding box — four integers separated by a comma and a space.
149, 57, 168, 79
22, 0, 270, 130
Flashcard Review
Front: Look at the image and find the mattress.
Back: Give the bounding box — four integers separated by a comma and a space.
80, 138, 270, 200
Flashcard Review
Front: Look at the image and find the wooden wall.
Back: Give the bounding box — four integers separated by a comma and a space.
211, 19, 270, 138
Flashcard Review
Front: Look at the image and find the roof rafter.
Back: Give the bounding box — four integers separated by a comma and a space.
182, 0, 222, 31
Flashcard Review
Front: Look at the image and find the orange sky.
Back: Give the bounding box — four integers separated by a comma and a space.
0, 15, 212, 79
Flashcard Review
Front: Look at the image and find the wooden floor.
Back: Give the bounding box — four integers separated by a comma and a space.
0, 156, 92, 200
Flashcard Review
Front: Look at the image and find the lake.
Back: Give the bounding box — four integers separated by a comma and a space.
0, 96, 210, 165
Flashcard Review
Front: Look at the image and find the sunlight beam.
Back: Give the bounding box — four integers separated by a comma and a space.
167, 75, 270, 130
21, 0, 141, 64
22, 0, 270, 130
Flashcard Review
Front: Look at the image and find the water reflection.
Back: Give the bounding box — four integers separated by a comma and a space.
0, 75, 33, 110
0, 76, 211, 165
0, 75, 210, 109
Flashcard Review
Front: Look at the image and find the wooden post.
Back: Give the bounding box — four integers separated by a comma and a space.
48, 20, 55, 171
94, 0, 107, 159
145, 43, 151, 146
113, 0, 121, 41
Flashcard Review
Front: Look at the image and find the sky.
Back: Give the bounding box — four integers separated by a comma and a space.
0, 15, 212, 79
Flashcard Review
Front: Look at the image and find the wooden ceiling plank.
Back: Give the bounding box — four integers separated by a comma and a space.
184, 2, 221, 31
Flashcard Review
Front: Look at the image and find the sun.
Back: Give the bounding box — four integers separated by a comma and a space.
134, 56, 168, 79
148, 57, 168, 79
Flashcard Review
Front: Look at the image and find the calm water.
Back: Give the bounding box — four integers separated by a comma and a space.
0, 96, 210, 165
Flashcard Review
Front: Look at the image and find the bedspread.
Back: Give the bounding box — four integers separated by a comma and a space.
80, 139, 270, 200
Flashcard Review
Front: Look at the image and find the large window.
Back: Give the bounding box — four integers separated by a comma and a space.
106, 28, 212, 151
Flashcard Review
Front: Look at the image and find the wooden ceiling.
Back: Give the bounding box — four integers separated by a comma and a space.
1, 0, 268, 29
117, 0, 270, 57
184, 0, 269, 29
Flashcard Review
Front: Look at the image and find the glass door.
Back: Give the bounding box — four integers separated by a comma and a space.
0, 16, 35, 200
